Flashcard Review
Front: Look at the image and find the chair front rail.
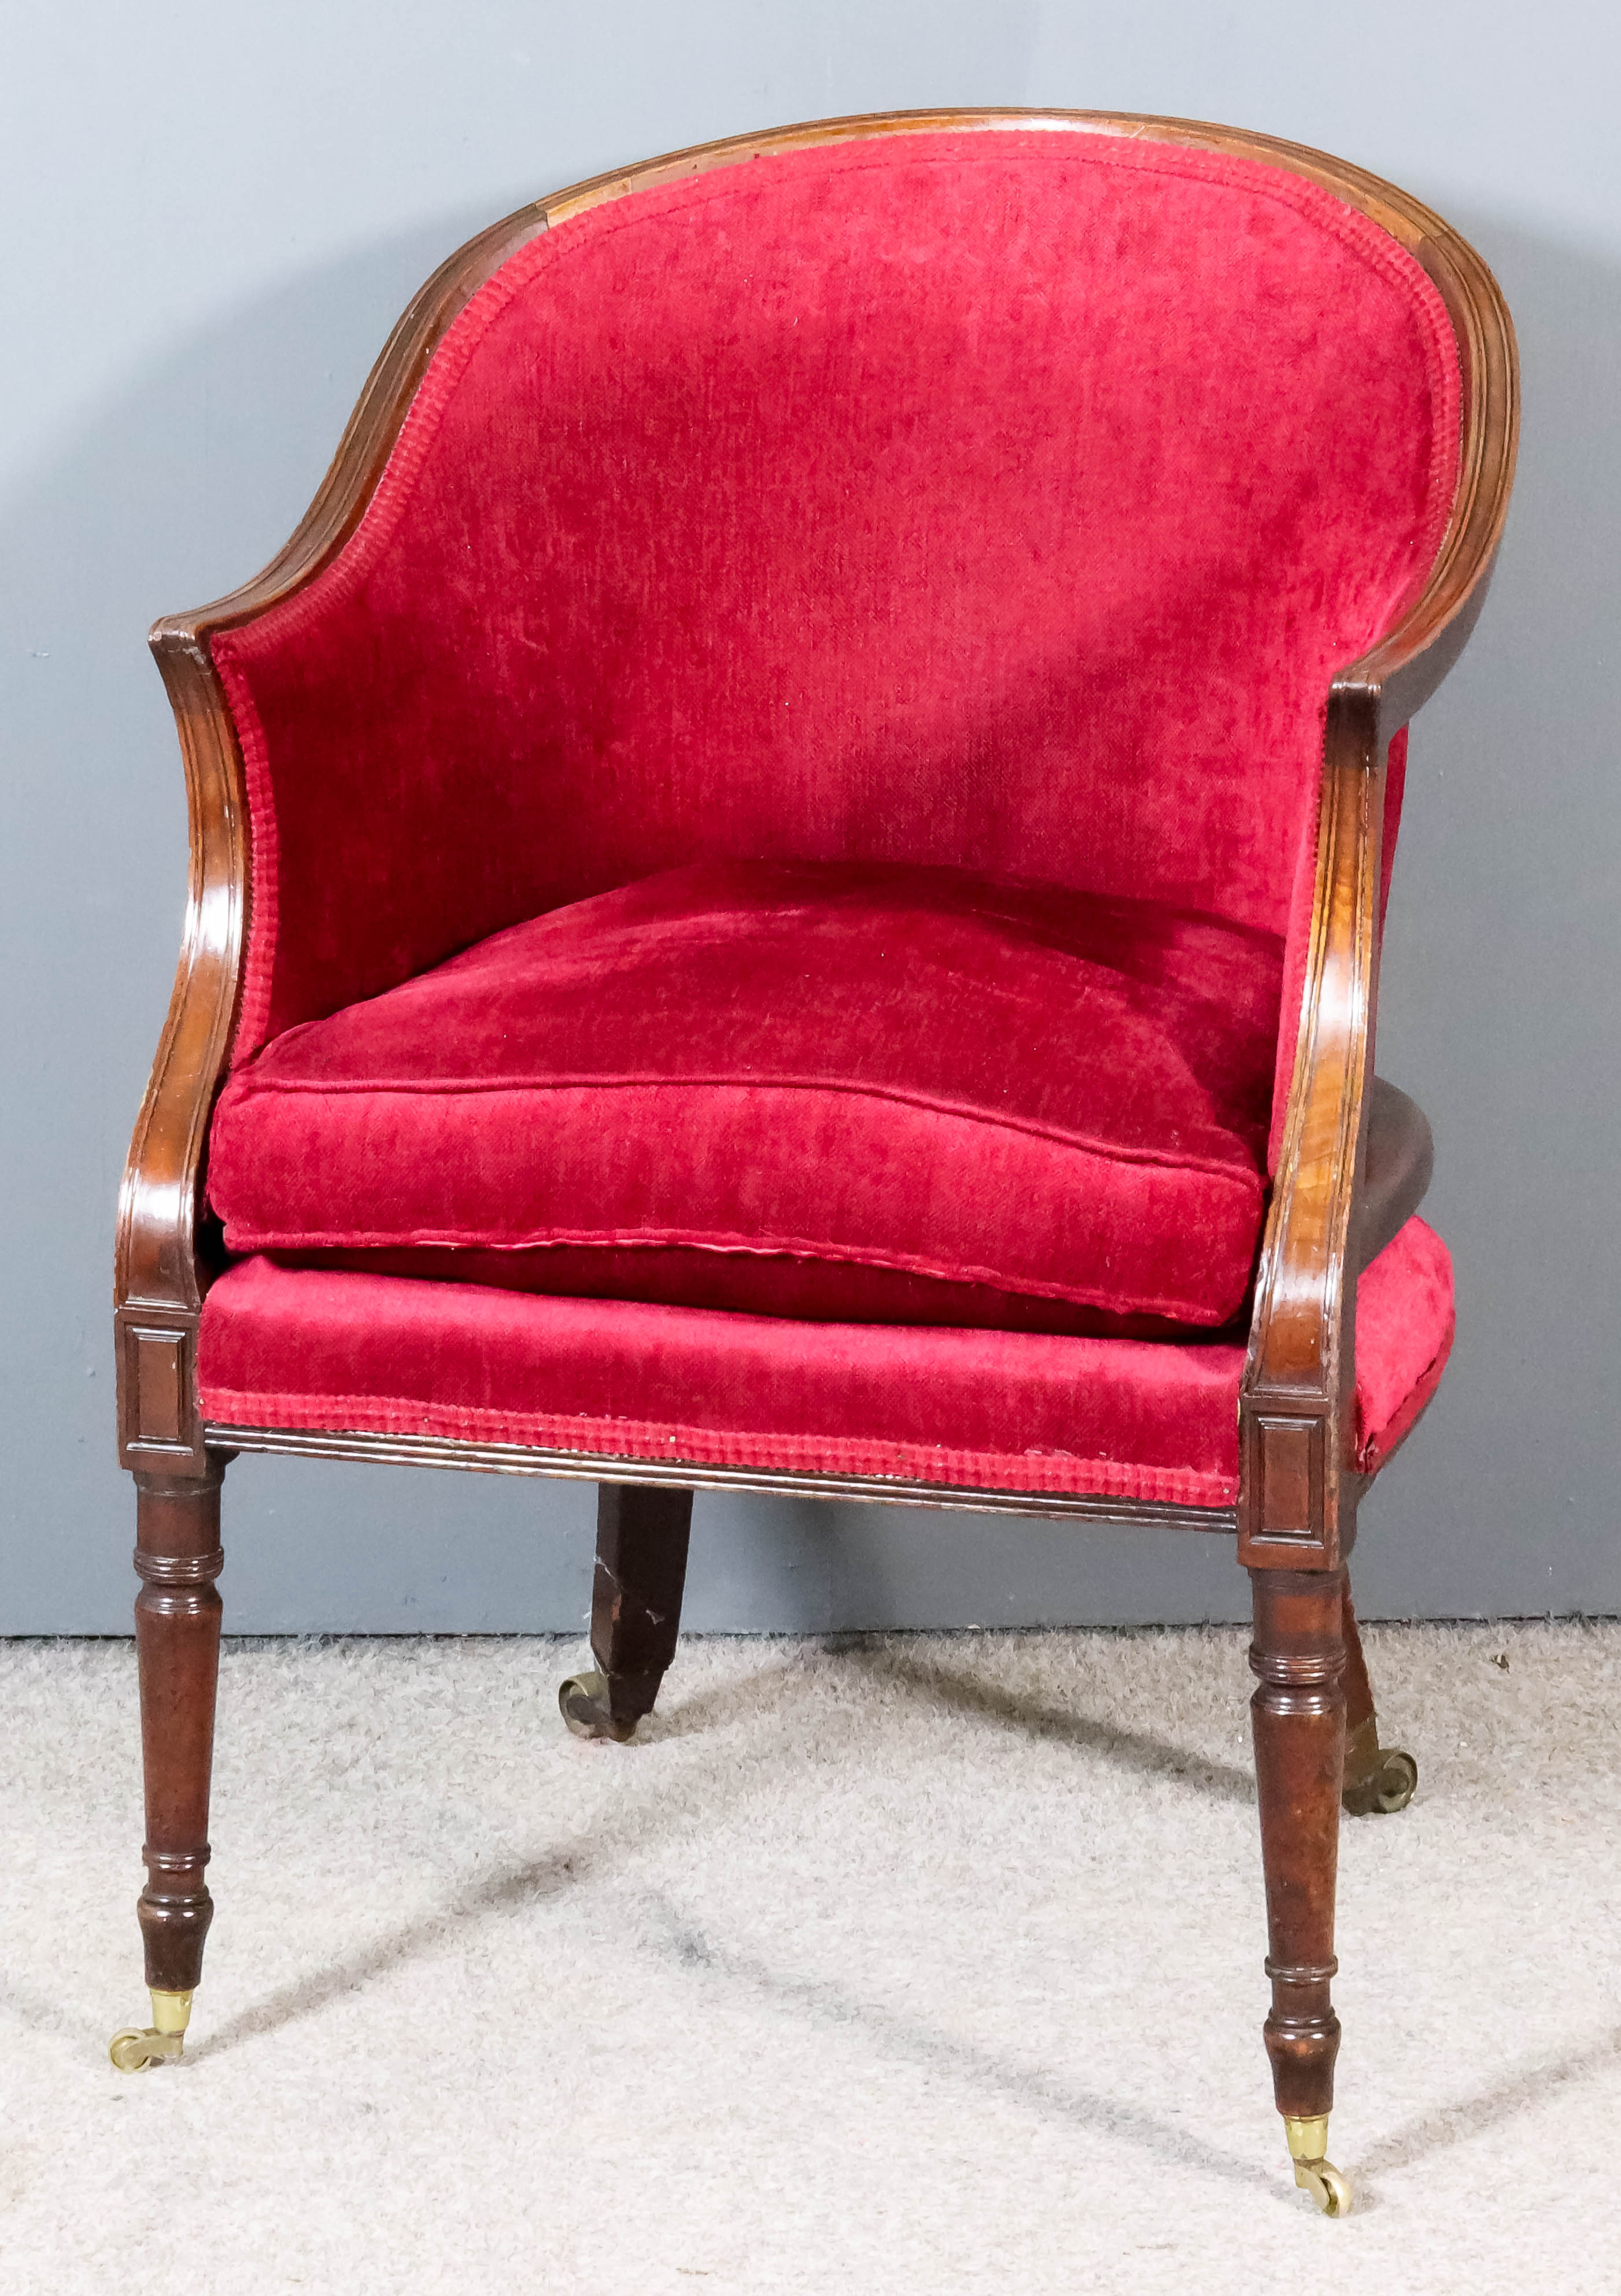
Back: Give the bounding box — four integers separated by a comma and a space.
204, 1421, 1239, 1531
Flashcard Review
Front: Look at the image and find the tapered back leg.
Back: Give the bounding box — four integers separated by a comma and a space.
1341, 1580, 1378, 1742
1340, 1580, 1420, 1815
559, 1483, 693, 1742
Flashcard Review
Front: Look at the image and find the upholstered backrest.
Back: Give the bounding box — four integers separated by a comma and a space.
213, 126, 1460, 1064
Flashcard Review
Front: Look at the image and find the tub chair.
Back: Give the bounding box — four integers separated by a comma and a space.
110, 109, 1517, 2210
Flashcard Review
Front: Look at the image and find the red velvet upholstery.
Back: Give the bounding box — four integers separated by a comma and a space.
199, 127, 1465, 1498
197, 1216, 1453, 1502
209, 861, 1282, 1333
1356, 1213, 1454, 1473
211, 127, 1460, 1167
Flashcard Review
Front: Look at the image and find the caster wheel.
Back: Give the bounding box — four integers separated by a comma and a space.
1294, 2158, 1353, 2216
1344, 1742, 1418, 1816
1286, 2114, 1352, 2216
109, 1988, 191, 2070
1368, 1746, 1417, 1812
559, 1670, 638, 1743
109, 2027, 163, 2072
1343, 1716, 1417, 1815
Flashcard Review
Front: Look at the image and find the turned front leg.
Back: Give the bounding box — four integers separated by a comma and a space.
110, 1457, 226, 2070
1249, 1564, 1352, 2212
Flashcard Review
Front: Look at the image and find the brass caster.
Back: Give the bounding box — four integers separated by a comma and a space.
1343, 1718, 1418, 1815
1285, 2115, 1352, 2216
109, 1988, 193, 2072
1295, 2158, 1353, 2215
559, 1670, 637, 1744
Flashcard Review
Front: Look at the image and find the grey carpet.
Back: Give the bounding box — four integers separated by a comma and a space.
3, 1621, 1617, 2292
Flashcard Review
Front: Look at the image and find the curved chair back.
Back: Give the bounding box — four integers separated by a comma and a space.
206, 120, 1464, 1058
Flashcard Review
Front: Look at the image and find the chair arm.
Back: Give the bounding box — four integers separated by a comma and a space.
1237, 178, 1515, 1570
113, 629, 245, 1473
1238, 699, 1386, 1568
1237, 521, 1497, 1567
113, 207, 553, 1473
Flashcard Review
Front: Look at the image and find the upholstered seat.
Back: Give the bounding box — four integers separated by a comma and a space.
209, 858, 1284, 1335
112, 110, 1517, 2209
197, 1215, 1453, 1505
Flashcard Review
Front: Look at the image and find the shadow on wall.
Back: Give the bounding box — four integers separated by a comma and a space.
0, 204, 1616, 1633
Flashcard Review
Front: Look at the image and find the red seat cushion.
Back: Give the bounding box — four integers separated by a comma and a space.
194, 1218, 1454, 1505
208, 860, 1283, 1335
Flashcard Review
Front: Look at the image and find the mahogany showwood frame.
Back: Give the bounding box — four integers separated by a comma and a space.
115, 108, 1519, 1556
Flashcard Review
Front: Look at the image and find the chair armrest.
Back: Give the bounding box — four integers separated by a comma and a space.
1238, 715, 1384, 1567
113, 629, 247, 1473
1237, 178, 1515, 1570
112, 208, 553, 1473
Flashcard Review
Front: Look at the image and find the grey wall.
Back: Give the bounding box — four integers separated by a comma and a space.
3, 3, 1616, 1634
